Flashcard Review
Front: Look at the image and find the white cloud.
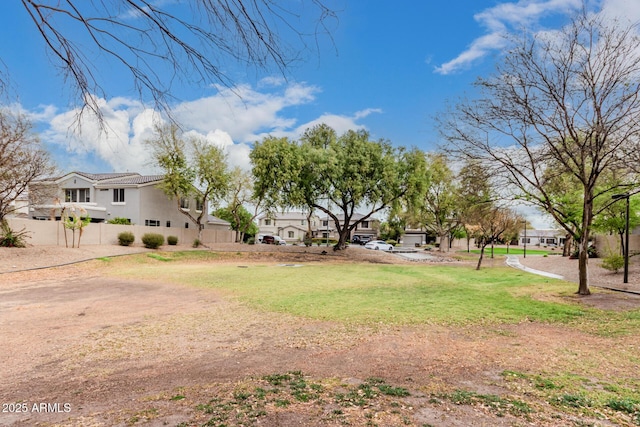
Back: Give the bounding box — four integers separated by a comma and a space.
599, 0, 640, 24
35, 81, 375, 173
435, 0, 583, 75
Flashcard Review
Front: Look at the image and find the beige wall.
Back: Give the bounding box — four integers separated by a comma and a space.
594, 234, 640, 255
6, 218, 233, 247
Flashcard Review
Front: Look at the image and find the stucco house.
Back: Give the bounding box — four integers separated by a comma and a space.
257, 211, 319, 243
257, 211, 380, 243
317, 213, 380, 241
519, 229, 566, 247
28, 171, 230, 230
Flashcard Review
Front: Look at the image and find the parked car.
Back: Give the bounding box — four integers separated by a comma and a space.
261, 235, 286, 245
352, 235, 372, 245
364, 240, 394, 251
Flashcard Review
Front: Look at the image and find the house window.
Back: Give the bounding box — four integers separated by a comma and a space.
145, 219, 160, 227
196, 198, 204, 212
180, 197, 189, 209
546, 238, 556, 244
361, 221, 369, 228
322, 232, 329, 238
522, 238, 530, 244
113, 188, 125, 203
65, 188, 90, 203
288, 231, 294, 238
265, 219, 271, 226
185, 222, 189, 229
301, 220, 306, 225
166, 221, 171, 227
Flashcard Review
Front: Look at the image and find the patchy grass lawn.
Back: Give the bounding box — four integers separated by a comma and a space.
106, 251, 640, 336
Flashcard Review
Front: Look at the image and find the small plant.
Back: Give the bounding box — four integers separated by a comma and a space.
117, 231, 135, 246
0, 220, 29, 247
601, 253, 625, 273
386, 239, 397, 246
167, 235, 178, 245
142, 233, 164, 249
247, 237, 255, 245
107, 217, 131, 225
192, 238, 201, 248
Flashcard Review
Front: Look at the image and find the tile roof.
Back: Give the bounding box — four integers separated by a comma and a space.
73, 172, 140, 181
102, 175, 164, 185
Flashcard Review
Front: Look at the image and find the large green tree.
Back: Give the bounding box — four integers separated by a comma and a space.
251, 124, 427, 250
222, 167, 264, 243
441, 12, 640, 294
148, 124, 230, 241
214, 204, 259, 243
417, 153, 460, 252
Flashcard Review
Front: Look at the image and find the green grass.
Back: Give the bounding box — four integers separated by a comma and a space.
107, 252, 603, 327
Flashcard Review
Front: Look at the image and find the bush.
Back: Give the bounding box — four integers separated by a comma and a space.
107, 217, 131, 225
192, 238, 201, 248
117, 231, 135, 246
386, 239, 397, 246
602, 254, 625, 273
167, 235, 178, 246
247, 237, 255, 245
142, 233, 164, 249
0, 220, 29, 247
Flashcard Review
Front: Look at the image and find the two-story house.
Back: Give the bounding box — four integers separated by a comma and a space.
317, 213, 380, 241
29, 171, 230, 230
257, 211, 319, 243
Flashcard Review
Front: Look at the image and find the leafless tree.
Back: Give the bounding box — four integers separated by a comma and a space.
0, 109, 55, 222
18, 1, 336, 120
440, 12, 640, 294
466, 205, 522, 271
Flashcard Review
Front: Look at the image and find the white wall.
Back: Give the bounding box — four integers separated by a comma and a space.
6, 218, 233, 247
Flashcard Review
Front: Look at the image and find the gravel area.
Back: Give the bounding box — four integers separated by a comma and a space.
518, 253, 640, 294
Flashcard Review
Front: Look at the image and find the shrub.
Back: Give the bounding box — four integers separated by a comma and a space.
247, 237, 255, 245
602, 254, 625, 273
142, 233, 164, 249
193, 238, 201, 248
117, 231, 135, 246
386, 239, 397, 246
167, 235, 178, 246
0, 220, 29, 247
107, 217, 131, 225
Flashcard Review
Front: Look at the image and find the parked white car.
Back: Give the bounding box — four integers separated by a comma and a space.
364, 240, 394, 251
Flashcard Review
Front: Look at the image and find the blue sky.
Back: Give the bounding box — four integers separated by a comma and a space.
3, 0, 640, 226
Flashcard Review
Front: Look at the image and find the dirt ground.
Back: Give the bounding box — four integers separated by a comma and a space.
1, 244, 640, 426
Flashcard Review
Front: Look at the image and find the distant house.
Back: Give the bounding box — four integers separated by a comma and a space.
317, 213, 380, 241
28, 171, 230, 230
256, 211, 380, 242
257, 211, 319, 243
520, 229, 566, 247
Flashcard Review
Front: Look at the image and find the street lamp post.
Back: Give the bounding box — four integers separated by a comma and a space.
612, 193, 630, 284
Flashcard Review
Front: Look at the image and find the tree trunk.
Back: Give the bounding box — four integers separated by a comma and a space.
438, 234, 447, 252
577, 238, 590, 295
563, 234, 572, 257
476, 242, 487, 270
334, 228, 349, 251
577, 195, 593, 295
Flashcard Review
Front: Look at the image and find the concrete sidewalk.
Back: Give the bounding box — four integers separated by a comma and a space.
505, 255, 565, 279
